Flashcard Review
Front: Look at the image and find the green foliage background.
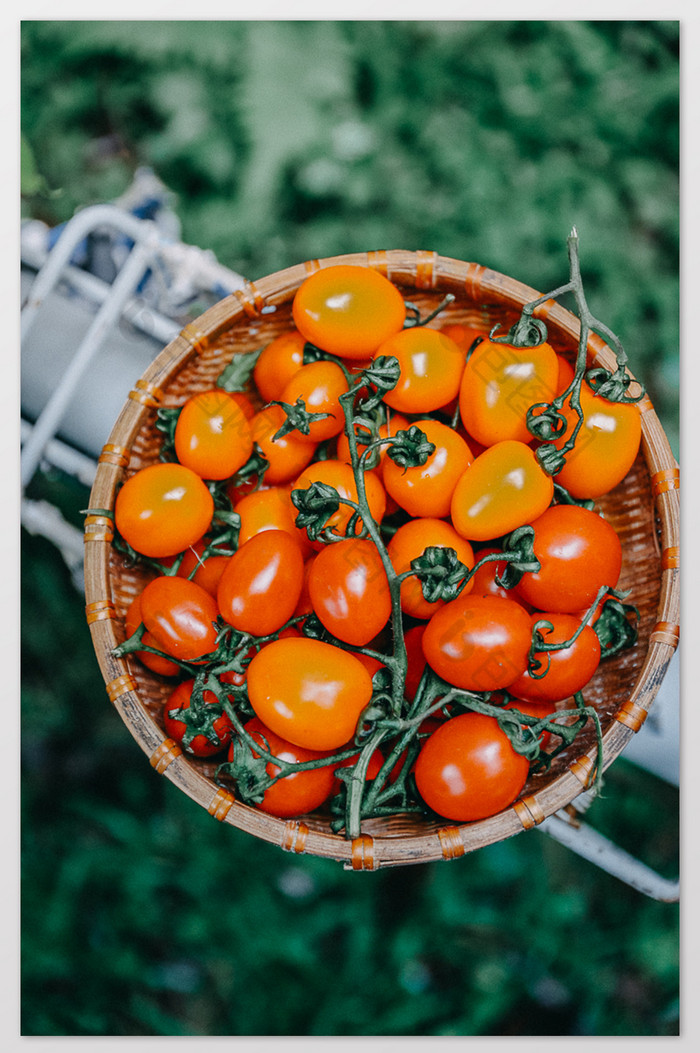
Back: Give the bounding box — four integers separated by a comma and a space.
21, 20, 679, 1037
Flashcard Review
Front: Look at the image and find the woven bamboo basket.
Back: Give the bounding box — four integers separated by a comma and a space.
84, 250, 680, 870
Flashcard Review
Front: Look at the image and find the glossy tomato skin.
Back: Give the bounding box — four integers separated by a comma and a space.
114, 462, 215, 558
422, 593, 532, 691
124, 593, 180, 677
163, 679, 233, 757
414, 712, 530, 821
508, 612, 602, 704
139, 575, 220, 662
382, 418, 473, 519
253, 329, 307, 403
217, 529, 304, 637
279, 360, 349, 444
246, 637, 374, 750
174, 389, 254, 480
450, 440, 554, 542
459, 338, 559, 447
293, 458, 386, 547
292, 265, 406, 360
234, 485, 312, 556
387, 516, 475, 620
234, 716, 337, 817
308, 538, 392, 646
553, 381, 642, 498
438, 323, 488, 352
250, 405, 317, 484
376, 327, 467, 413
515, 504, 622, 613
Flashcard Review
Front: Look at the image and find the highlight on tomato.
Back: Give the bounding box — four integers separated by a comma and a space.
217, 529, 304, 637
375, 326, 467, 413
139, 575, 220, 663
114, 462, 215, 558
279, 359, 349, 444
174, 388, 254, 480
124, 593, 180, 677
163, 678, 233, 757
307, 537, 392, 646
292, 264, 406, 359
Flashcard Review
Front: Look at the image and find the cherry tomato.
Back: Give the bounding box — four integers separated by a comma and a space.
387, 516, 475, 619
292, 458, 386, 547
250, 405, 318, 484
515, 504, 622, 613
382, 418, 473, 519
422, 593, 532, 692
404, 624, 428, 702
253, 329, 307, 403
414, 712, 530, 821
459, 337, 559, 447
229, 390, 256, 420
307, 538, 392, 646
175, 538, 230, 597
174, 389, 254, 481
469, 547, 512, 601
233, 716, 337, 817
124, 593, 180, 677
553, 380, 642, 499
279, 359, 349, 444
292, 264, 406, 360
501, 698, 555, 749
438, 323, 488, 352
218, 628, 302, 689
217, 529, 304, 637
508, 612, 602, 704
335, 411, 411, 475
139, 575, 220, 662
114, 462, 215, 559
450, 440, 554, 542
163, 678, 233, 757
246, 636, 374, 750
234, 484, 312, 556
376, 326, 467, 413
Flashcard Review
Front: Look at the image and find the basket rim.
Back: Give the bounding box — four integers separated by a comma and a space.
84, 249, 680, 868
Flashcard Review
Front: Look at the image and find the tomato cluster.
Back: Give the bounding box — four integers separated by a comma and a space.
112, 262, 641, 833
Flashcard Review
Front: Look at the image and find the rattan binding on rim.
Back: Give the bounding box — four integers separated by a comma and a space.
84, 250, 680, 868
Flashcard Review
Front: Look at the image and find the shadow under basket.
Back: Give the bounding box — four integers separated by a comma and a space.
84, 250, 680, 870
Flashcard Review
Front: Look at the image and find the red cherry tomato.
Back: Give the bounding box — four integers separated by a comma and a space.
253, 329, 307, 403
279, 360, 349, 444
246, 636, 374, 750
553, 380, 642, 498
233, 716, 337, 817
250, 405, 317, 484
124, 593, 180, 677
404, 624, 428, 702
469, 547, 512, 601
307, 538, 392, 646
422, 594, 532, 692
376, 326, 467, 413
501, 698, 555, 749
163, 678, 233, 757
458, 338, 559, 447
507, 612, 602, 704
174, 389, 254, 480
114, 462, 215, 559
414, 712, 530, 821
292, 264, 406, 360
515, 504, 622, 613
382, 418, 473, 519
450, 440, 554, 542
139, 575, 220, 663
217, 529, 304, 637
387, 516, 475, 620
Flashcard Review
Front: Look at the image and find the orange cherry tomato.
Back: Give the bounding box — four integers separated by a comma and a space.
292, 458, 386, 547
253, 329, 307, 403
114, 462, 215, 559
553, 380, 642, 498
234, 484, 312, 556
507, 612, 602, 704
163, 678, 233, 757
335, 411, 411, 474
174, 389, 254, 480
414, 712, 530, 821
217, 529, 305, 636
279, 360, 349, 444
246, 636, 374, 750
139, 575, 220, 663
233, 716, 338, 817
422, 593, 532, 692
458, 337, 559, 447
229, 390, 256, 420
382, 418, 473, 519
307, 538, 392, 646
376, 326, 467, 413
124, 593, 180, 677
176, 538, 230, 597
387, 517, 475, 620
450, 440, 554, 542
438, 323, 488, 352
250, 405, 317, 484
292, 264, 406, 360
